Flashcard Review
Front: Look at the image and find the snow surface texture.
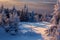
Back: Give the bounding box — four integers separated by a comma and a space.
0, 22, 51, 40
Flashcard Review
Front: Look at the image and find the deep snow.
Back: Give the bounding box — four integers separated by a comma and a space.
0, 22, 51, 40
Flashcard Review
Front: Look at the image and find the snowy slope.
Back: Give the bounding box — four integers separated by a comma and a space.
0, 22, 51, 40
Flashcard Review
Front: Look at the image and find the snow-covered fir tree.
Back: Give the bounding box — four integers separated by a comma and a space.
28, 10, 35, 22
46, 0, 60, 40
20, 4, 29, 22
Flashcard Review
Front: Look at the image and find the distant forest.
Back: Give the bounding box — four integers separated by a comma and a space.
0, 5, 53, 23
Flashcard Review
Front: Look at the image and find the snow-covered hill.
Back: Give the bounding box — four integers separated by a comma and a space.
0, 22, 51, 40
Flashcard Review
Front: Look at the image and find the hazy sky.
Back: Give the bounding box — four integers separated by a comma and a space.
0, 0, 57, 13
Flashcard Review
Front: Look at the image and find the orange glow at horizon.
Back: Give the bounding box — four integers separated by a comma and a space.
0, 0, 9, 2
0, 0, 54, 13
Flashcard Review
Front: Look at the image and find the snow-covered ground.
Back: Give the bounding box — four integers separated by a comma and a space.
0, 22, 51, 40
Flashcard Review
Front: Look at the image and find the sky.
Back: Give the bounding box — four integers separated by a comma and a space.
0, 0, 57, 13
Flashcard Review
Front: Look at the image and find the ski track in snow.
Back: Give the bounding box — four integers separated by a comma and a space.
0, 22, 51, 40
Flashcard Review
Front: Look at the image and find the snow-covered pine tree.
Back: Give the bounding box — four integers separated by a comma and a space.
2, 6, 20, 35
29, 10, 35, 22
46, 0, 60, 40
8, 7, 19, 35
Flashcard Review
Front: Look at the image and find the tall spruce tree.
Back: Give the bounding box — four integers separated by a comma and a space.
46, 0, 60, 40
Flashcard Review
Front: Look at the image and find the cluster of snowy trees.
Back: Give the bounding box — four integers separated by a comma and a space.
0, 5, 52, 23
0, 5, 20, 35
0, 4, 53, 35
0, 5, 43, 35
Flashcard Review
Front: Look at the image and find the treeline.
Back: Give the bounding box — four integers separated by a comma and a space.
0, 5, 53, 22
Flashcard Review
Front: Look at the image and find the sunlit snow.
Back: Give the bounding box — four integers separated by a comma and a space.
0, 22, 51, 40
